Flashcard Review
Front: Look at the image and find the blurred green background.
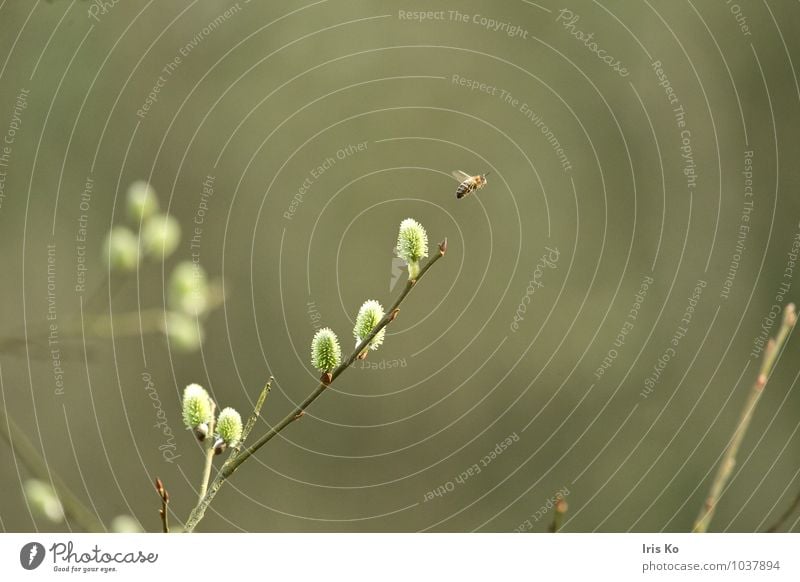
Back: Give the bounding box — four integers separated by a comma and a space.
0, 0, 799, 532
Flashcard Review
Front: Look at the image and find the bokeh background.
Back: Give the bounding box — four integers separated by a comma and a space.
0, 0, 799, 533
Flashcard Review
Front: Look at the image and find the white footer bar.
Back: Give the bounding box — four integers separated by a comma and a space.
0, 533, 797, 581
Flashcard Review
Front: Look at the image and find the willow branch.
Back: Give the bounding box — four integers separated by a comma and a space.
183, 239, 447, 532
0, 403, 104, 532
693, 303, 796, 533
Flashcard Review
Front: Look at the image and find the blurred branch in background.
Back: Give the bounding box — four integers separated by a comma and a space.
1, 181, 223, 357
766, 487, 800, 533
693, 304, 797, 533
0, 401, 104, 532
62, 279, 225, 347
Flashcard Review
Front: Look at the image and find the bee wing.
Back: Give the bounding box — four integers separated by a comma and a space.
451, 170, 471, 181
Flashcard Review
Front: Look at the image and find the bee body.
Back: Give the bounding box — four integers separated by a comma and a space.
452, 170, 489, 199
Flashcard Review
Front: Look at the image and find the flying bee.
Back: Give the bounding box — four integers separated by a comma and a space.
452, 170, 490, 199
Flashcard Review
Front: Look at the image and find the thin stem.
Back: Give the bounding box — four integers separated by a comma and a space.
693, 303, 796, 533
766, 488, 800, 533
197, 403, 216, 502
155, 478, 170, 533
549, 495, 568, 533
0, 404, 104, 532
183, 239, 447, 532
239, 377, 273, 448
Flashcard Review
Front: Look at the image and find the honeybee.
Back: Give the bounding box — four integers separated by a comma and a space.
452, 170, 490, 199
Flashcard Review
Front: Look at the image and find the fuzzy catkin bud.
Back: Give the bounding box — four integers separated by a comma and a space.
353, 300, 385, 351
103, 226, 139, 271
182, 384, 213, 433
216, 407, 242, 448
166, 312, 204, 352
141, 213, 180, 259
111, 515, 143, 533
311, 328, 341, 372
23, 479, 64, 523
396, 218, 428, 279
126, 181, 159, 223
168, 261, 210, 316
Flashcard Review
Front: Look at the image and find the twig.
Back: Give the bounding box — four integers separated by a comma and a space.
238, 377, 273, 448
766, 487, 800, 533
155, 477, 170, 533
183, 239, 447, 532
549, 494, 568, 533
0, 403, 104, 532
693, 303, 796, 533
197, 402, 216, 501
